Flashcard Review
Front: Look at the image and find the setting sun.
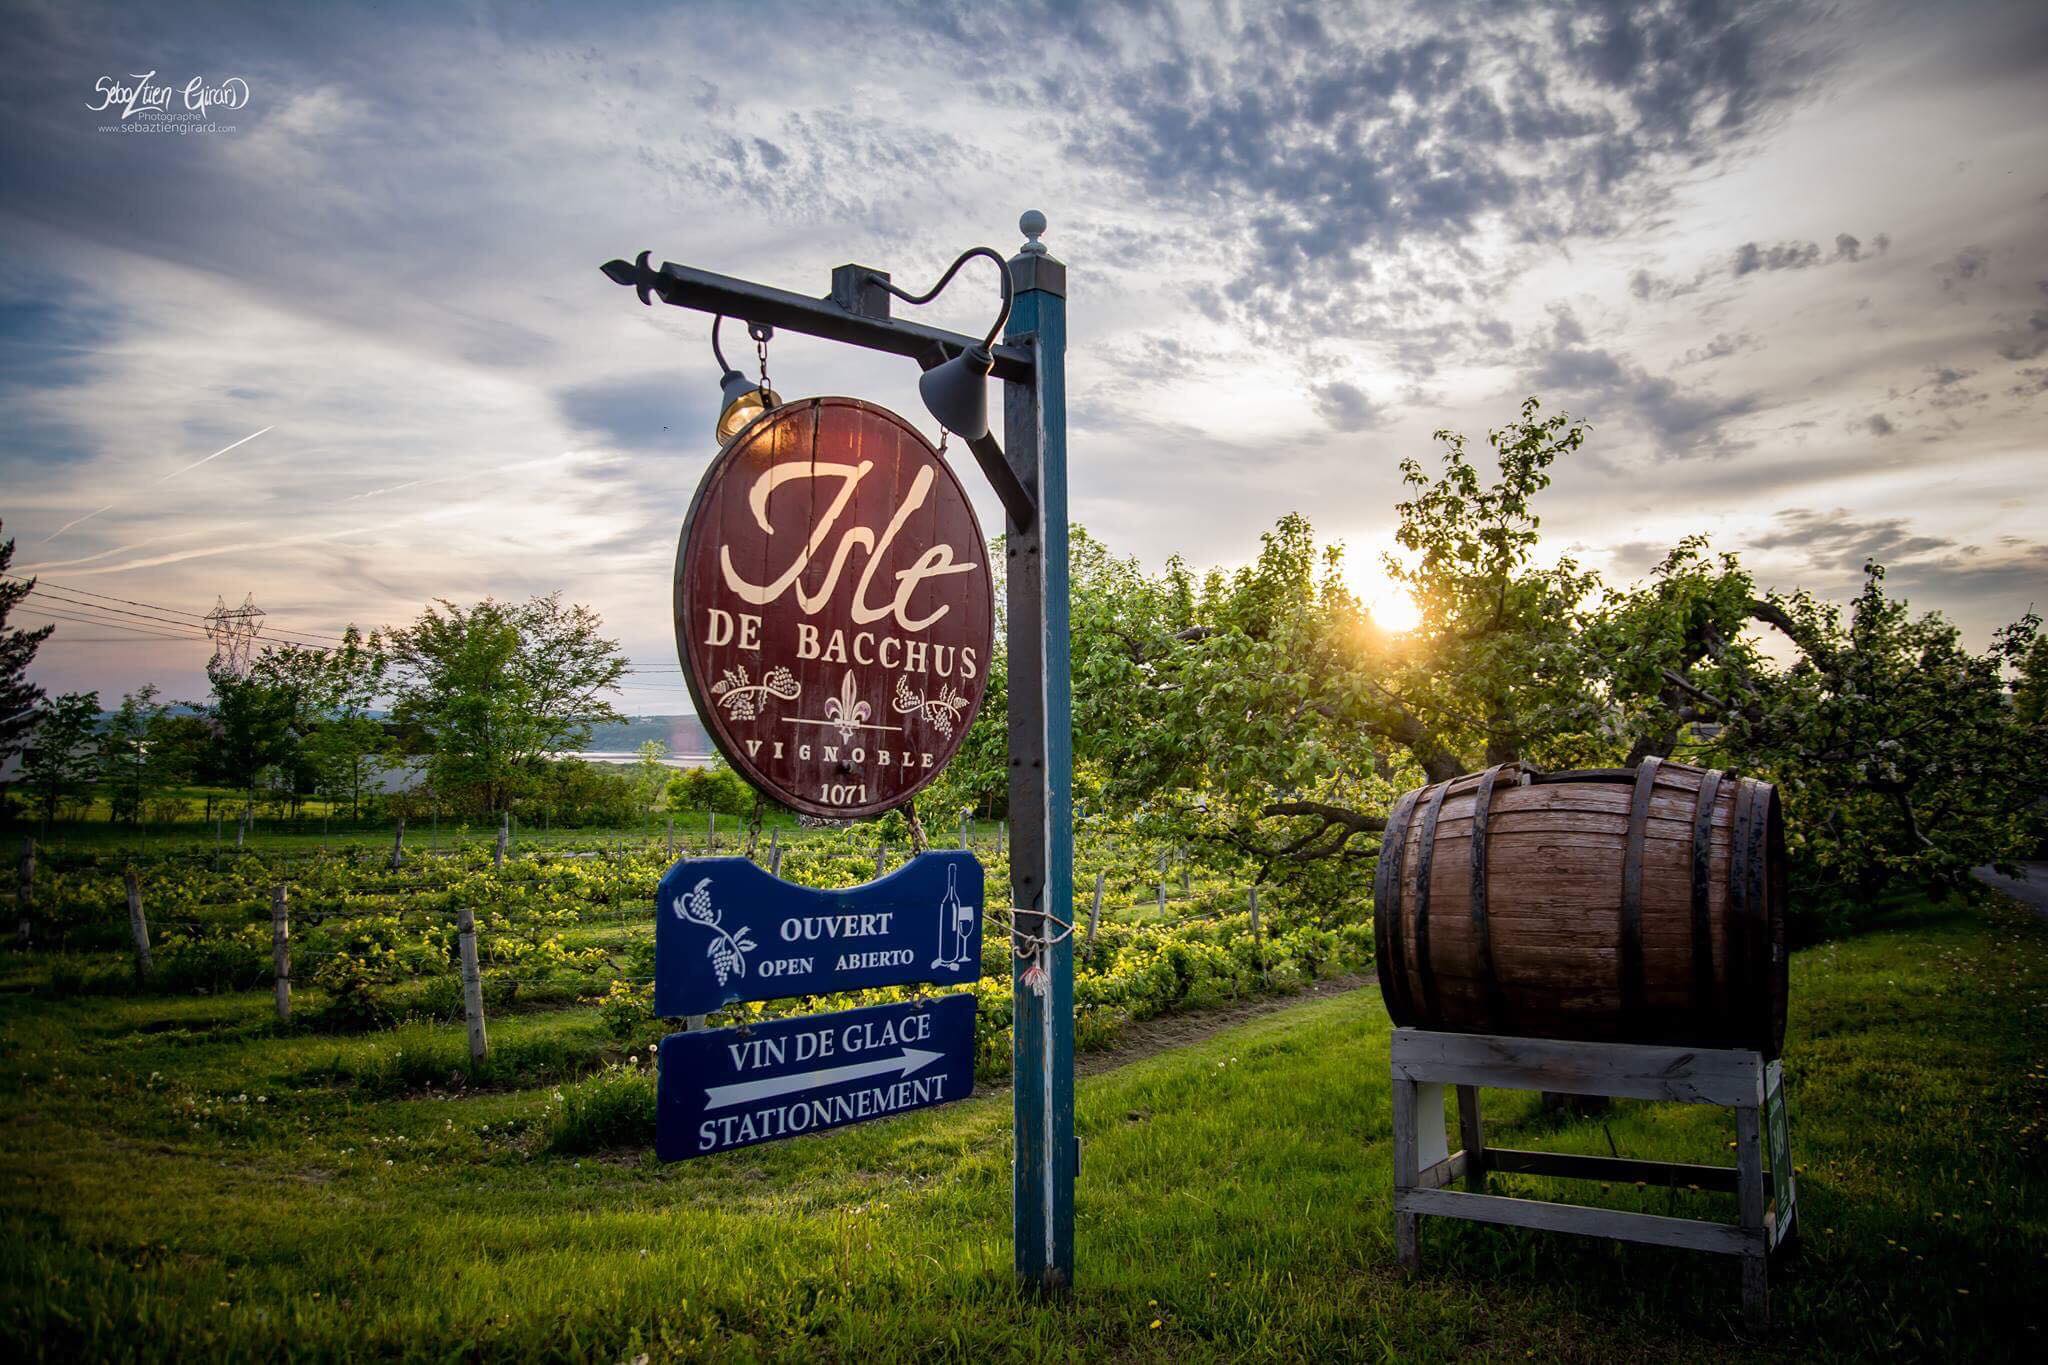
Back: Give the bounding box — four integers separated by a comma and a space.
1369, 590, 1423, 634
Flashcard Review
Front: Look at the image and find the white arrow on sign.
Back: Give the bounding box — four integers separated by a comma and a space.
703, 1048, 945, 1110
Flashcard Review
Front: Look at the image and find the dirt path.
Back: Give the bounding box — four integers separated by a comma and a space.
1976, 862, 2048, 920
971, 975, 1372, 1097
1079, 974, 1371, 1076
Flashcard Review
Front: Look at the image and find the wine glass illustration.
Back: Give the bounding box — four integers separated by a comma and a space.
932, 863, 976, 970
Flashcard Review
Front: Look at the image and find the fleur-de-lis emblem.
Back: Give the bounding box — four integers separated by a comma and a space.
822, 671, 870, 742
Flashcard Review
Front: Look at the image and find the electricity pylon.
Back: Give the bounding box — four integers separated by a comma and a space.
203, 594, 265, 677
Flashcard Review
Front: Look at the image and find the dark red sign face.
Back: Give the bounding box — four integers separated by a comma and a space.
675, 397, 994, 819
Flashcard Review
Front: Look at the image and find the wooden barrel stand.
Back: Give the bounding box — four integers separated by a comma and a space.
1390, 1027, 1797, 1329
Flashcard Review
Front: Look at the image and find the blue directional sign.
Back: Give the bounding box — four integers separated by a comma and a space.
657, 994, 977, 1160
655, 851, 982, 1018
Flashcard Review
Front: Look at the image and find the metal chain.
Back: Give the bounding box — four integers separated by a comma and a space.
750, 322, 773, 395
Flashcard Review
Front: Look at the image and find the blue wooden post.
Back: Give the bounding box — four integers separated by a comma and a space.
1003, 210, 1074, 1290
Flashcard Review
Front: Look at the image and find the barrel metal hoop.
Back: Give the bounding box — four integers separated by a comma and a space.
1470, 764, 1506, 1032
1726, 778, 1758, 1041
1619, 757, 1661, 1029
1736, 778, 1772, 1051
1412, 780, 1452, 1023
1373, 788, 1423, 1026
1690, 769, 1724, 1022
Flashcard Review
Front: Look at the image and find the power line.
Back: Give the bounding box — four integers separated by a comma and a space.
5, 573, 357, 647
26, 587, 236, 639
23, 592, 335, 654
15, 606, 205, 643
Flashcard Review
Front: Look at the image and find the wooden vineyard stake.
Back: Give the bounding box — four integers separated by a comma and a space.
960, 811, 970, 848
1248, 885, 1262, 974
15, 837, 31, 949
458, 903, 487, 1064
876, 843, 888, 879
666, 815, 674, 859
390, 818, 405, 870
272, 884, 291, 1023
124, 869, 151, 983
1087, 871, 1104, 949
706, 812, 716, 852
767, 828, 782, 877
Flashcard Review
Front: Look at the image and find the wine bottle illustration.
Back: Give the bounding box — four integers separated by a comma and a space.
933, 863, 973, 969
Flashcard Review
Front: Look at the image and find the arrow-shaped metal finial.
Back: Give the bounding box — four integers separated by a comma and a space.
600, 250, 660, 305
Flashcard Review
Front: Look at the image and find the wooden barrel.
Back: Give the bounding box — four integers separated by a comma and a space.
1373, 758, 1788, 1057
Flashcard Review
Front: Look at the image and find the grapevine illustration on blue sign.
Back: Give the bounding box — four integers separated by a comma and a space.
658, 994, 977, 1160
654, 851, 983, 1018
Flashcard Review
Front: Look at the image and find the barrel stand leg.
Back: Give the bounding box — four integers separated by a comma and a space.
1456, 1085, 1486, 1191
1735, 1101, 1769, 1329
1391, 1073, 1420, 1270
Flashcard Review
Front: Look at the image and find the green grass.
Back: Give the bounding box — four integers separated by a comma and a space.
1, 890, 2043, 1360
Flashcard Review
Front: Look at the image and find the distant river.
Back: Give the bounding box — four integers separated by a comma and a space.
562, 751, 717, 769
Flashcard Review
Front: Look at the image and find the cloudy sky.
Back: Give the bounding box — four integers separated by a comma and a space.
4, 0, 2044, 714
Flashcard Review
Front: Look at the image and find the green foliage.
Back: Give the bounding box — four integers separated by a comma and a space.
206, 664, 299, 804
1008, 396, 2043, 930
631, 739, 673, 811
1721, 571, 2042, 918
592, 978, 653, 1041
1387, 400, 1608, 772
310, 953, 396, 1033
2014, 630, 2048, 729
383, 594, 626, 817
526, 756, 643, 828
0, 520, 53, 768
152, 928, 270, 996
98, 686, 177, 826
665, 758, 754, 816
543, 1059, 657, 1153
19, 691, 101, 831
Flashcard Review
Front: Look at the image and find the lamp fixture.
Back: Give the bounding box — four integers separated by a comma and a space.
712, 314, 781, 444
866, 247, 1013, 443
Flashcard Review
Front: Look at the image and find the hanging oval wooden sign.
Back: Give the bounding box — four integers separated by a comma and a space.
675, 397, 994, 819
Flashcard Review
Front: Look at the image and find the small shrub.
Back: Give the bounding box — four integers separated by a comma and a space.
544, 1061, 656, 1154
593, 979, 653, 1041
155, 933, 271, 995
482, 971, 519, 1008
416, 975, 463, 1021
44, 956, 131, 998
311, 955, 394, 1033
